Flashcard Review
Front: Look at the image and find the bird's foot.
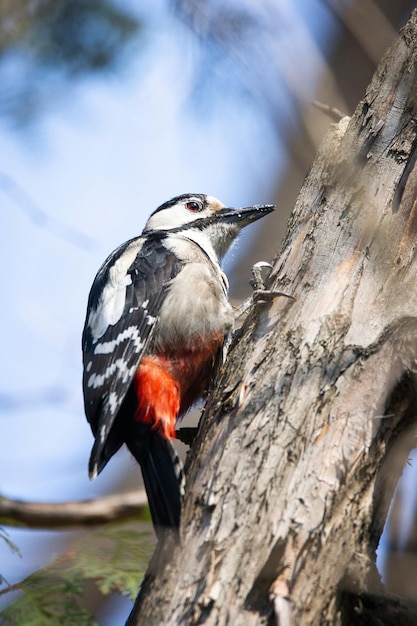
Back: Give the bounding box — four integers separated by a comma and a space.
236, 262, 294, 319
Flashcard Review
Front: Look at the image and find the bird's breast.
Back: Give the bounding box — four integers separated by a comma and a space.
156, 261, 234, 351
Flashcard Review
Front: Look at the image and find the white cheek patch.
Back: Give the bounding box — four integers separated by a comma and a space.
145, 206, 193, 231
88, 240, 143, 342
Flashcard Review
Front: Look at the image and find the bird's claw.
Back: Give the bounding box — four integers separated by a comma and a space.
249, 261, 274, 291
235, 262, 294, 319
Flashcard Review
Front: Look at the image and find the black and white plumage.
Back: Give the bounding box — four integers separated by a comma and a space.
82, 193, 274, 537
83, 236, 179, 476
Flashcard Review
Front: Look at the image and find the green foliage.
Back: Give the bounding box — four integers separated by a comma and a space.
0, 0, 143, 125
0, 527, 21, 558
28, 0, 141, 76
0, 523, 154, 626
71, 524, 154, 600
0, 572, 95, 626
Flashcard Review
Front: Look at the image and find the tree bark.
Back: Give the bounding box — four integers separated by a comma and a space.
128, 11, 417, 626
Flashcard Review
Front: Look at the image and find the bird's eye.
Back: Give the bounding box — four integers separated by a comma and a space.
185, 200, 202, 212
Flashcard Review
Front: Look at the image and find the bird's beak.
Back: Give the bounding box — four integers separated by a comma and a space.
217, 204, 275, 227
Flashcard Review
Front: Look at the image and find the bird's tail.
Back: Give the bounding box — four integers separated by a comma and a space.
125, 421, 185, 540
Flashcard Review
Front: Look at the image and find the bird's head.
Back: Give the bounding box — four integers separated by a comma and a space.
143, 193, 274, 260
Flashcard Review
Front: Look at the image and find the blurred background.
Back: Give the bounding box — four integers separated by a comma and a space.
0, 1, 416, 624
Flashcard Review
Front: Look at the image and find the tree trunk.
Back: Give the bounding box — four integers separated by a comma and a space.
128, 11, 417, 626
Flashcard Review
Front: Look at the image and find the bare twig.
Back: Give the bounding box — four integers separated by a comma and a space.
0, 491, 148, 529
312, 100, 347, 122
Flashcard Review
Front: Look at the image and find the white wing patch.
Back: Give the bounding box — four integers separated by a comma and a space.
94, 325, 144, 355
88, 240, 143, 342
88, 358, 137, 389
106, 391, 119, 415
99, 423, 107, 444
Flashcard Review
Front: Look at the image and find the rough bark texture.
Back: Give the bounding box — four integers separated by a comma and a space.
128, 11, 417, 626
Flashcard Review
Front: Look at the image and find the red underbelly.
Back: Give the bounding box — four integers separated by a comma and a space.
134, 336, 223, 439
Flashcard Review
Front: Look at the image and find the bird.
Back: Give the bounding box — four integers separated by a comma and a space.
82, 193, 274, 539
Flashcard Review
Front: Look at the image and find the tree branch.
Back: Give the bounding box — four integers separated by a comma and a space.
0, 491, 148, 529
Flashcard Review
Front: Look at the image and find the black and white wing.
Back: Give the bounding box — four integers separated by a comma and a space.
82, 234, 180, 478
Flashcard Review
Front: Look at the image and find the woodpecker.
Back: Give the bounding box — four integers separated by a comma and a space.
82, 193, 274, 538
